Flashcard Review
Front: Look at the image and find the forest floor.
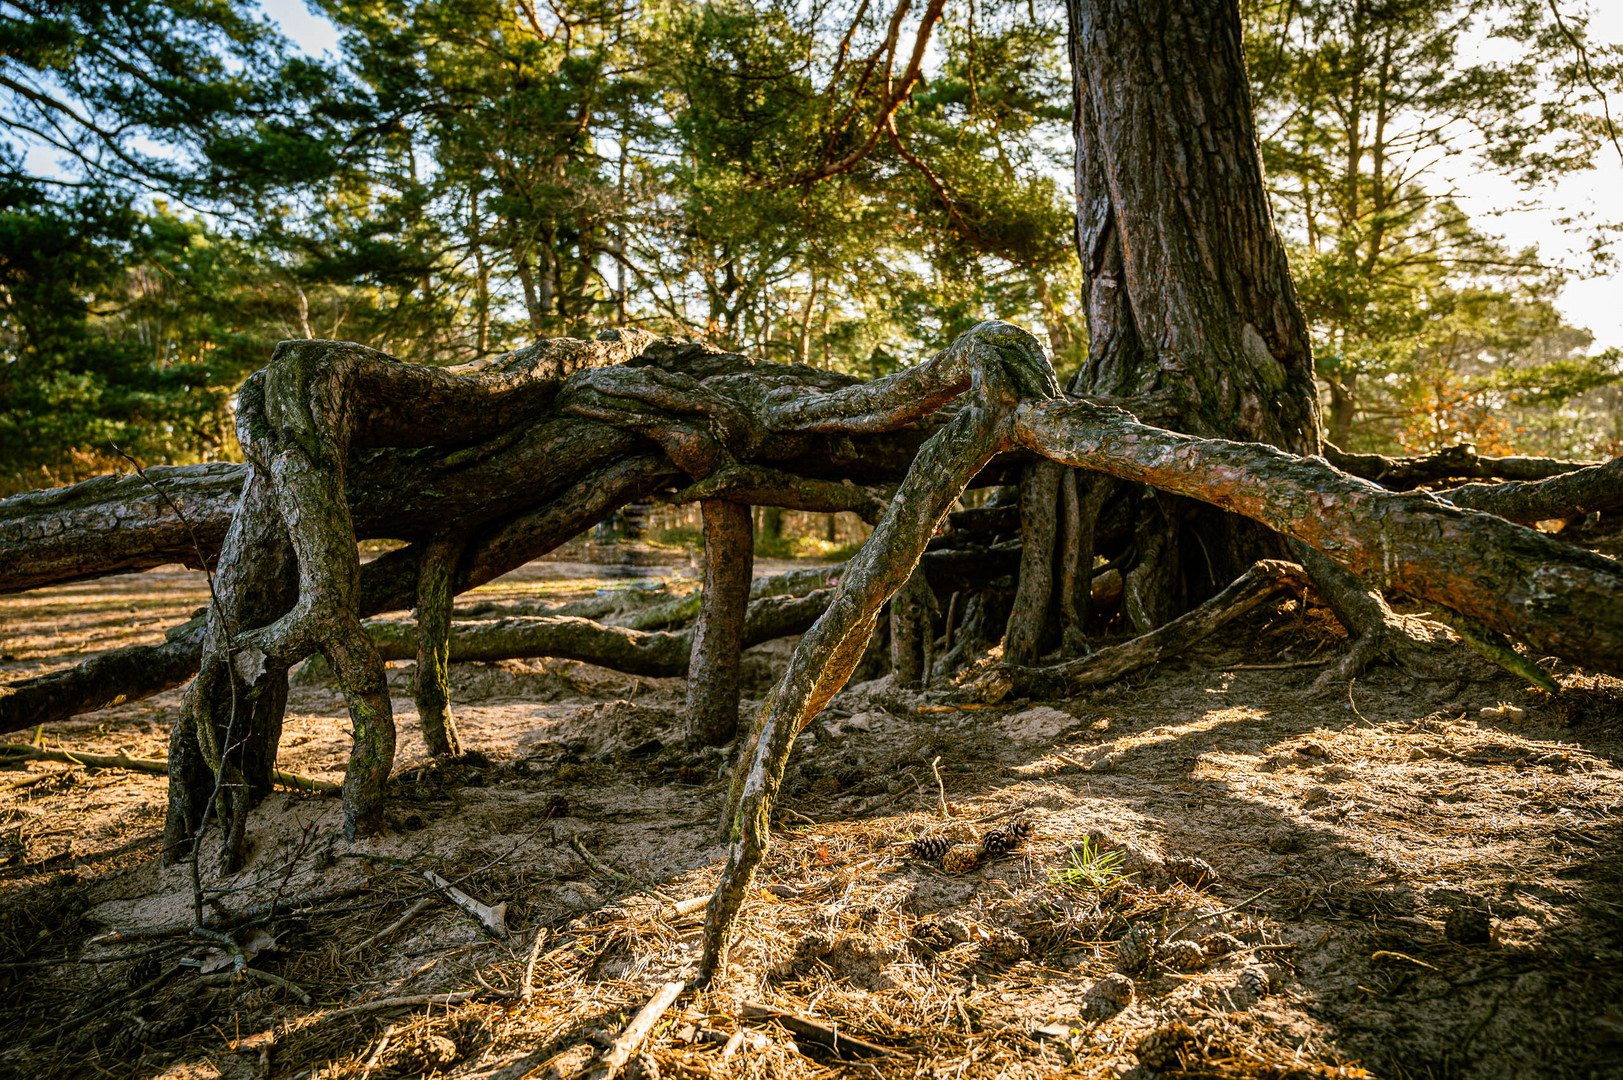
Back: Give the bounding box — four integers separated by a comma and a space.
1, 543, 1621, 1080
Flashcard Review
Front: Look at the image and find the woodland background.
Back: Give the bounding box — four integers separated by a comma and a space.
3, 0, 1622, 500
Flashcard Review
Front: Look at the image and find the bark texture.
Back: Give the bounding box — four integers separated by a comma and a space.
685, 500, 755, 744
414, 535, 464, 757
1014, 399, 1623, 673
979, 559, 1311, 700
0, 462, 243, 593
1324, 442, 1600, 489
1439, 456, 1623, 524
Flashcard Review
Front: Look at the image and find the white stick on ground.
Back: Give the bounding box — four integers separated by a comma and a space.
601, 980, 685, 1079
423, 871, 508, 938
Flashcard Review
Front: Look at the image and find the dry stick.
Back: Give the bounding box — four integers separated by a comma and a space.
570, 834, 630, 883
199, 966, 314, 1005
322, 990, 479, 1020
518, 927, 549, 1002
601, 980, 685, 1079
359, 1023, 399, 1078
666, 895, 710, 921
739, 1002, 898, 1059
930, 755, 952, 819
0, 744, 338, 794
350, 896, 437, 955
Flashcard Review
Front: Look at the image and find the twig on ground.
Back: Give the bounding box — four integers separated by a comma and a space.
322, 990, 479, 1020
424, 870, 508, 938
520, 927, 549, 1001
0, 769, 59, 792
739, 1001, 898, 1059
931, 755, 953, 819
602, 981, 685, 1078
200, 966, 314, 1004
666, 896, 710, 921
350, 896, 436, 955
570, 835, 630, 882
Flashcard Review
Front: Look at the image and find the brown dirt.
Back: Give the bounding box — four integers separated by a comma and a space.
1, 551, 1621, 1080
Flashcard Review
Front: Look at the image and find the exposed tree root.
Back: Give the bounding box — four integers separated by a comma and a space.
1439, 455, 1623, 524
1288, 542, 1458, 694
1013, 398, 1623, 673
1323, 441, 1600, 489
972, 559, 1312, 701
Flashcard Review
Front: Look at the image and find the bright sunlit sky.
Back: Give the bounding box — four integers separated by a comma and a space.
257, 0, 1623, 354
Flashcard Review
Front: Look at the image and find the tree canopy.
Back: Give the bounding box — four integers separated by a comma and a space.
1, 0, 1620, 493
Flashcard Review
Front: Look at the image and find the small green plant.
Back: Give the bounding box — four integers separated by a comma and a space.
1050, 836, 1134, 891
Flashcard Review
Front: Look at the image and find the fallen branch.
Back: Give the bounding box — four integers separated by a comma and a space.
0, 744, 338, 794
739, 1001, 899, 1059
602, 980, 686, 1079
88, 885, 368, 944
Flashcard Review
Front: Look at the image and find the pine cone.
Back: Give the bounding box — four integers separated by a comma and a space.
1115, 925, 1154, 973
982, 928, 1030, 963
979, 817, 1035, 857
1164, 854, 1219, 888
1133, 1022, 1195, 1068
1199, 931, 1246, 958
941, 843, 982, 875
1160, 938, 1207, 972
908, 835, 951, 861
1238, 964, 1276, 999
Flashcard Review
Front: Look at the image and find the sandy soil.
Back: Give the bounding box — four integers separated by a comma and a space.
1, 547, 1620, 1080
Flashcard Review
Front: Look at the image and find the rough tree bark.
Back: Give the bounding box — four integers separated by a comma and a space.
685, 500, 754, 744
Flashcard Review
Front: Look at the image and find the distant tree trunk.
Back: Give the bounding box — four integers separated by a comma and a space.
1065, 0, 1321, 618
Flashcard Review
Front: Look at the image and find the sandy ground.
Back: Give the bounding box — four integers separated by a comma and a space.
1, 545, 1621, 1080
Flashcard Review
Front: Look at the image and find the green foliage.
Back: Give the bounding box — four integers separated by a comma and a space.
1244, 0, 1623, 459
1049, 836, 1133, 891
3, 0, 1619, 493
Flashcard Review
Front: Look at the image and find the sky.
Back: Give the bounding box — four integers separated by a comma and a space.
256, 0, 1623, 354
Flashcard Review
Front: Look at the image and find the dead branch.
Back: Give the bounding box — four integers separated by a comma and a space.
601, 981, 685, 1078
0, 743, 337, 794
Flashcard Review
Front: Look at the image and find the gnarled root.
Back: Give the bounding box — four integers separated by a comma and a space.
697, 321, 1057, 987
1290, 542, 1458, 694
